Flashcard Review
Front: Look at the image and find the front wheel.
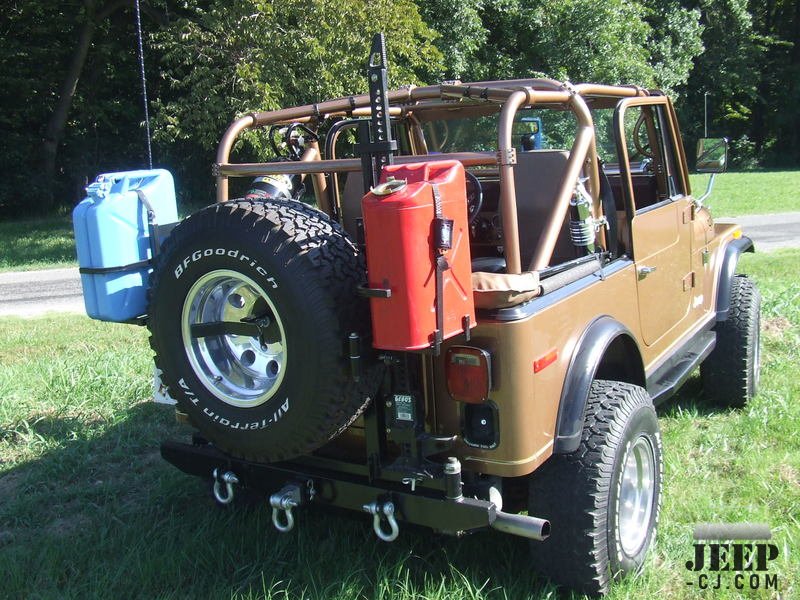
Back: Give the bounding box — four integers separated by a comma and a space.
529, 380, 663, 596
701, 274, 761, 407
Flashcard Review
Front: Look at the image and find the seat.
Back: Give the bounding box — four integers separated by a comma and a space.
340, 172, 366, 239
513, 150, 577, 269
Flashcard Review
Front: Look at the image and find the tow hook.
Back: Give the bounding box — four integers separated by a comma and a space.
269, 484, 303, 533
212, 468, 239, 505
363, 500, 400, 542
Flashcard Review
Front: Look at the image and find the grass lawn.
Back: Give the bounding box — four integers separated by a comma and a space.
689, 170, 800, 217
0, 249, 798, 599
0, 215, 76, 272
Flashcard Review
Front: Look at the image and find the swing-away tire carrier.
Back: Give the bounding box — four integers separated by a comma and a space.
160, 437, 551, 542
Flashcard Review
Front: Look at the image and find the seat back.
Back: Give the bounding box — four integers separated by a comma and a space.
513, 150, 577, 268
340, 172, 366, 239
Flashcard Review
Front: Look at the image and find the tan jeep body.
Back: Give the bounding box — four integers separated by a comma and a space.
209, 79, 744, 479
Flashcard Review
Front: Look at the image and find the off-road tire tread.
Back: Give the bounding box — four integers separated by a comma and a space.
528, 380, 662, 596
148, 200, 374, 462
701, 274, 760, 407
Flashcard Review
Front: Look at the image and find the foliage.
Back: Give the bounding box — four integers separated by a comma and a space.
0, 1, 152, 216
675, 0, 800, 169
419, 0, 702, 92
677, 0, 762, 168
0, 0, 797, 217
642, 0, 704, 92
149, 0, 440, 206
413, 0, 487, 79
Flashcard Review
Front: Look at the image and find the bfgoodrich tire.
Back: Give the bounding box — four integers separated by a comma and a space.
701, 274, 761, 408
528, 380, 663, 596
149, 200, 373, 462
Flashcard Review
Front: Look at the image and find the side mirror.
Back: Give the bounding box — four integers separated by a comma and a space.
696, 138, 728, 173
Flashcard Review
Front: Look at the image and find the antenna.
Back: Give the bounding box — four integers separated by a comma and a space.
134, 0, 153, 169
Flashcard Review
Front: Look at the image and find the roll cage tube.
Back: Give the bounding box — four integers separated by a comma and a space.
324, 116, 418, 219
439, 83, 602, 273
214, 81, 650, 272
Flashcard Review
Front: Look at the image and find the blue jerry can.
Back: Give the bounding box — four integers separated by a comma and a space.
73, 169, 178, 322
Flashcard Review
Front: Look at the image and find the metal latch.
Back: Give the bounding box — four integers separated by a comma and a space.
637, 265, 657, 280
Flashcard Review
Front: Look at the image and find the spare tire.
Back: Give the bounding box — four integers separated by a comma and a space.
148, 199, 374, 462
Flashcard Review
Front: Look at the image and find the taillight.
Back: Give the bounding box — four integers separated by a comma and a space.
445, 346, 492, 403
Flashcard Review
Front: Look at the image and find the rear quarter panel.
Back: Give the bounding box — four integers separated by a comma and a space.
433, 260, 642, 477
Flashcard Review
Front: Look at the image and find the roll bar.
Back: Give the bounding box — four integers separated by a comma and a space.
214, 81, 649, 274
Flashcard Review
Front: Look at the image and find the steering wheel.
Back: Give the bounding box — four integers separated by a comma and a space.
633, 113, 654, 159
465, 171, 483, 224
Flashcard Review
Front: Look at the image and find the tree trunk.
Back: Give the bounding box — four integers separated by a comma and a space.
41, 10, 97, 211
40, 0, 128, 211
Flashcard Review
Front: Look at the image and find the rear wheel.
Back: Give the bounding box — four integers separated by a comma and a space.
529, 380, 662, 596
149, 200, 375, 462
701, 274, 761, 407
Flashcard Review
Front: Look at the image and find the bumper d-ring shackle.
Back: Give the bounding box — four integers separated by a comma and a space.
362, 500, 400, 542
269, 482, 308, 533
212, 470, 398, 541
212, 468, 239, 505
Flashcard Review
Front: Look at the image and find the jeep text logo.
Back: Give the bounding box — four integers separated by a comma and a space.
684, 524, 780, 591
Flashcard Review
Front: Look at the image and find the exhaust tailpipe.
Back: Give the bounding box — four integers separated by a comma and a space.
491, 510, 551, 541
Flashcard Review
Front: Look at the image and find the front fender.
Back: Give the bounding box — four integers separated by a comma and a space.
715, 235, 755, 321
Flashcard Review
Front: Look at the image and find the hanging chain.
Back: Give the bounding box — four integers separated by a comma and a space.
134, 0, 153, 169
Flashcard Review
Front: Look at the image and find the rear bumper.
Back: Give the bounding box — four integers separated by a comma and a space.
161, 438, 549, 541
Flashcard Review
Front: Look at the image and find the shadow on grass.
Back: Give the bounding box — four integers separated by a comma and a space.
0, 216, 77, 270
658, 372, 730, 417
656, 372, 736, 419
0, 402, 570, 600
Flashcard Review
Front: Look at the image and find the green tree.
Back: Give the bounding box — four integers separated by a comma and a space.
676, 0, 762, 167
151, 0, 442, 148
748, 0, 799, 166
150, 0, 442, 204
466, 0, 702, 91
642, 0, 704, 92
413, 0, 487, 79
0, 1, 164, 216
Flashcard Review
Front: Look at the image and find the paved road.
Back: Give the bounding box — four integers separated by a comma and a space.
716, 212, 800, 253
0, 267, 85, 318
1, 212, 798, 318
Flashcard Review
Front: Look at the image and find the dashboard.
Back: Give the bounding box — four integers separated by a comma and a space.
468, 177, 504, 250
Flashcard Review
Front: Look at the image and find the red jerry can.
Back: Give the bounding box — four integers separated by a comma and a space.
361, 160, 475, 351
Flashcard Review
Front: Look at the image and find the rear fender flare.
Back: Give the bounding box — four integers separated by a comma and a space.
715, 236, 755, 321
553, 316, 645, 454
